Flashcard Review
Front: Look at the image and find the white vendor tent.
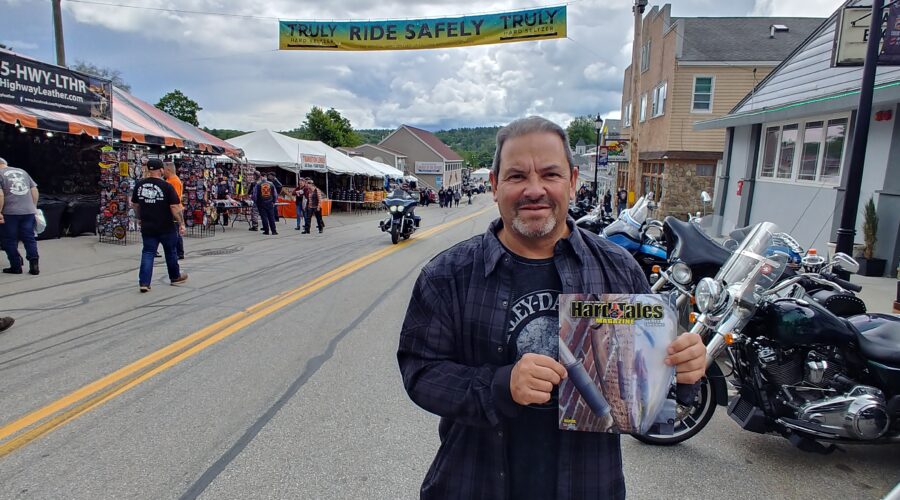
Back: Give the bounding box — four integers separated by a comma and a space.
471, 167, 491, 181
355, 156, 404, 179
227, 129, 371, 176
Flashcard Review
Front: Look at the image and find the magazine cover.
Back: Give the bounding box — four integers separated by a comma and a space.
558, 293, 677, 435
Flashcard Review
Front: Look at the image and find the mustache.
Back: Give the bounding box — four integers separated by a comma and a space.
515, 196, 555, 209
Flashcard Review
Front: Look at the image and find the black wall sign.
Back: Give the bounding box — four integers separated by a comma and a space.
0, 51, 113, 120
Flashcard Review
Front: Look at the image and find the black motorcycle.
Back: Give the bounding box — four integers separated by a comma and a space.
644, 222, 900, 450
379, 189, 420, 244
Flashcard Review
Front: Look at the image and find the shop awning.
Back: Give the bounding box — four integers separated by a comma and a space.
356, 157, 405, 178
0, 86, 241, 156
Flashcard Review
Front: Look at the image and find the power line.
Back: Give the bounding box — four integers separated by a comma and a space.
65, 0, 279, 20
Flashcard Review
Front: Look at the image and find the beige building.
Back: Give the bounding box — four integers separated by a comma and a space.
621, 4, 823, 217
378, 125, 464, 190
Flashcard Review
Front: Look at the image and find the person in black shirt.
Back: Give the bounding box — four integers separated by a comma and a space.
215, 177, 231, 226
131, 159, 188, 292
254, 175, 279, 235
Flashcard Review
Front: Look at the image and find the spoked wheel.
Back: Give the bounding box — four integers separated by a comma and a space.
632, 375, 716, 445
391, 227, 400, 244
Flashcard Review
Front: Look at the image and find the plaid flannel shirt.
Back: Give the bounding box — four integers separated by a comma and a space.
398, 217, 651, 500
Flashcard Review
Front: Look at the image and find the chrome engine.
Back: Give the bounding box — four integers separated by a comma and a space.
753, 342, 891, 441
796, 386, 890, 440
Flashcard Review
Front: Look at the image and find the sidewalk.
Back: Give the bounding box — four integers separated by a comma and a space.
854, 275, 899, 314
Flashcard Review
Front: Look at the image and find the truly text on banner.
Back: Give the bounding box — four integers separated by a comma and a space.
279, 6, 566, 51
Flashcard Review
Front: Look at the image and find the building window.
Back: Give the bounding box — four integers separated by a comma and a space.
696, 164, 715, 176
641, 162, 664, 201
692, 76, 714, 113
651, 82, 667, 118
640, 40, 651, 73
639, 94, 648, 123
758, 116, 848, 184
623, 101, 632, 127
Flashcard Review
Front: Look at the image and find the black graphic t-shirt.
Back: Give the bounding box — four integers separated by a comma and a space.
131, 177, 180, 235
505, 253, 562, 500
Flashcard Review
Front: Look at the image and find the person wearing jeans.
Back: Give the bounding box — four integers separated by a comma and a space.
293, 179, 308, 230
0, 157, 40, 275
131, 159, 188, 292
303, 179, 325, 234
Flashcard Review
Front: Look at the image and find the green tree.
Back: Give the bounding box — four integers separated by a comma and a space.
566, 115, 599, 149
291, 106, 362, 148
203, 128, 247, 140
70, 61, 131, 91
155, 89, 202, 126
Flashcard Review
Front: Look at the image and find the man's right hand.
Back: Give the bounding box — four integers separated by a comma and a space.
510, 353, 567, 406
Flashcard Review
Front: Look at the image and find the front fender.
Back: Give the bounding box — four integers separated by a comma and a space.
707, 362, 729, 407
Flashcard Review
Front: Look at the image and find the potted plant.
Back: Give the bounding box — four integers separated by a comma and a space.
858, 196, 886, 276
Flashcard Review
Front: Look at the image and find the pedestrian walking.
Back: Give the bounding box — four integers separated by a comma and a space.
437, 188, 445, 208
0, 156, 40, 275
453, 188, 461, 207
267, 172, 283, 221
397, 116, 704, 499
214, 176, 231, 227
131, 159, 187, 292
163, 162, 185, 260
254, 174, 278, 235
303, 179, 325, 234
293, 178, 308, 230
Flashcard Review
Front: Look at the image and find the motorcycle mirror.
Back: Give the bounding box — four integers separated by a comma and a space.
700, 191, 712, 204
832, 252, 859, 274
723, 239, 739, 252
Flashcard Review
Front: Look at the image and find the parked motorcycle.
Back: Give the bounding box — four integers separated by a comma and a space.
379, 189, 420, 244
602, 196, 668, 281
639, 222, 900, 450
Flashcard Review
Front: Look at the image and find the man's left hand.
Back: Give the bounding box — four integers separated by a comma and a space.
664, 333, 705, 384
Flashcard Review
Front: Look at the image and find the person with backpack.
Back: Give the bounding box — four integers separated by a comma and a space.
254, 174, 278, 235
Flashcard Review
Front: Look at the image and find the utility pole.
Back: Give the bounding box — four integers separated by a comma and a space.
836, 0, 884, 258
627, 0, 648, 204
52, 0, 66, 66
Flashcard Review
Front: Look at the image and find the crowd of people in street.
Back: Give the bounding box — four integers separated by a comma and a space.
576, 184, 630, 216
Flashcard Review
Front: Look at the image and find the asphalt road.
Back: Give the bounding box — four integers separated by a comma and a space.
0, 195, 897, 499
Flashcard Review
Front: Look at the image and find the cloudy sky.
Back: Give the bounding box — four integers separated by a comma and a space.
1, 0, 844, 131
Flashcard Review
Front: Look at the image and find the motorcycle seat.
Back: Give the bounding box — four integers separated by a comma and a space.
850, 313, 900, 365
664, 217, 731, 268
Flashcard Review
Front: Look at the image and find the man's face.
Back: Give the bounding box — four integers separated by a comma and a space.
490, 131, 577, 240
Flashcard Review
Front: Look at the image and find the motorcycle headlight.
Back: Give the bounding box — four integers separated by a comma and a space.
670, 263, 693, 286
695, 278, 724, 314
389, 205, 398, 212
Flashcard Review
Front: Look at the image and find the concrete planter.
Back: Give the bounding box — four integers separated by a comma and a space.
858, 258, 886, 277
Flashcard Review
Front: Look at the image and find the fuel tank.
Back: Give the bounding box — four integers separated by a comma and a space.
744, 298, 856, 347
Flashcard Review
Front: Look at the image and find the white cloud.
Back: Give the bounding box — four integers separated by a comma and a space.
751, 0, 844, 16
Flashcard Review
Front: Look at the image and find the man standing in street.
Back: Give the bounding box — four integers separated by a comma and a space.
132, 159, 188, 293
254, 173, 278, 235
303, 179, 325, 234
0, 157, 40, 275
293, 178, 308, 231
267, 172, 283, 221
397, 116, 705, 499
163, 162, 185, 260
215, 176, 231, 227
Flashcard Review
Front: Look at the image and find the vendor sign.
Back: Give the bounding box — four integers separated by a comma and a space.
0, 51, 112, 120
301, 154, 327, 171
415, 161, 443, 175
606, 140, 629, 163
279, 6, 566, 51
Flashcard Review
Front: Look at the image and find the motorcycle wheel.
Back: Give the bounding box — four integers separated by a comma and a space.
632, 375, 716, 446
391, 227, 400, 244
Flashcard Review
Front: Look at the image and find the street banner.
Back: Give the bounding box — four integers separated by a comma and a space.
598, 146, 609, 166
415, 161, 443, 174
881, 2, 900, 64
301, 154, 327, 171
0, 50, 112, 120
279, 6, 566, 51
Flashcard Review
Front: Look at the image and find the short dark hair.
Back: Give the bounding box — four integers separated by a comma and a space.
491, 116, 575, 178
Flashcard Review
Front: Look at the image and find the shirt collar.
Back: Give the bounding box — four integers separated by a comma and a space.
482, 217, 587, 278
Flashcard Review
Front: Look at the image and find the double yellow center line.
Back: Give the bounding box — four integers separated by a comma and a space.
0, 205, 494, 458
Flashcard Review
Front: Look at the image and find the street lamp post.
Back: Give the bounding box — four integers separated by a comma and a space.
593, 114, 604, 204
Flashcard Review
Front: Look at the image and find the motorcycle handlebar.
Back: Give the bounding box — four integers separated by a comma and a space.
820, 271, 862, 293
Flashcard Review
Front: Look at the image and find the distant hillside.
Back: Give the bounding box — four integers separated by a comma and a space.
203, 128, 247, 140
357, 129, 393, 145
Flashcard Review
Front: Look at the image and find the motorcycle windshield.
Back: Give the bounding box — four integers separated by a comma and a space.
715, 222, 789, 309
602, 196, 648, 240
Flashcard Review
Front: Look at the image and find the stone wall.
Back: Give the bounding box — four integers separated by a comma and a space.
659, 161, 716, 219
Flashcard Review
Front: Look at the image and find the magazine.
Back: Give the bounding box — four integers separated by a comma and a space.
558, 293, 677, 435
